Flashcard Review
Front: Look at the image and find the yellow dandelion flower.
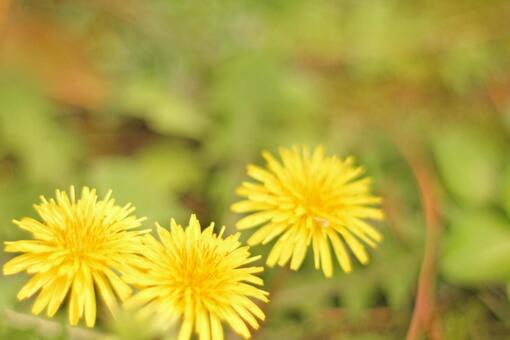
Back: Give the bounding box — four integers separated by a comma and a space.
124, 214, 269, 340
231, 145, 384, 277
3, 186, 147, 327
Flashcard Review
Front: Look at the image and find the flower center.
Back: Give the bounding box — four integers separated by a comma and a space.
56, 221, 108, 260
313, 216, 330, 228
288, 172, 339, 229
173, 248, 232, 311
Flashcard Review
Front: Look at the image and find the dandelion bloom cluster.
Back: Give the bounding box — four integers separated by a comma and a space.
124, 215, 269, 340
232, 145, 384, 277
3, 187, 147, 327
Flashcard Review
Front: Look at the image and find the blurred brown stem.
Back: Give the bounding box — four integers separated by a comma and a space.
3, 308, 105, 340
403, 150, 444, 340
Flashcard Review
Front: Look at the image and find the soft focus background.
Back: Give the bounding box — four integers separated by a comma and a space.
2, 0, 510, 339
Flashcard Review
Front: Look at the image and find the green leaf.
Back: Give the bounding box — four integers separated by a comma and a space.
442, 211, 510, 283
87, 142, 204, 225
432, 127, 501, 206
0, 180, 46, 240
136, 141, 204, 192
379, 241, 421, 309
0, 78, 80, 184
117, 79, 209, 139
87, 157, 182, 225
340, 273, 379, 316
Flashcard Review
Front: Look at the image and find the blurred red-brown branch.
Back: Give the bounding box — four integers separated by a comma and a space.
402, 147, 444, 340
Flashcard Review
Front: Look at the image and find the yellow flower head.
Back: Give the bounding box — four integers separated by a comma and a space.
231, 145, 384, 277
3, 186, 147, 327
124, 215, 269, 340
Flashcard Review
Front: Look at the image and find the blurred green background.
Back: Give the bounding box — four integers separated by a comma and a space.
2, 0, 510, 339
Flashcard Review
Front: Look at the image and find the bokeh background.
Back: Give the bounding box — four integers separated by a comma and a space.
2, 0, 510, 339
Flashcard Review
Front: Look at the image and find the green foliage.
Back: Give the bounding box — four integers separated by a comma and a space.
116, 79, 210, 139
2, 0, 510, 338
87, 141, 204, 224
442, 211, 510, 283
433, 126, 502, 206
0, 79, 80, 184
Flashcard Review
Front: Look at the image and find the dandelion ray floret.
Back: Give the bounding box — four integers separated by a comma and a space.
232, 145, 384, 277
